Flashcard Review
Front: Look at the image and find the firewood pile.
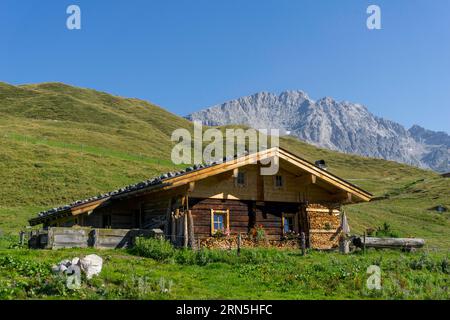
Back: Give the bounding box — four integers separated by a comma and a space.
199, 235, 301, 250
309, 233, 340, 250
308, 212, 340, 229
307, 203, 341, 249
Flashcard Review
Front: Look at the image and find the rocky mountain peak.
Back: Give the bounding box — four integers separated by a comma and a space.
187, 90, 449, 173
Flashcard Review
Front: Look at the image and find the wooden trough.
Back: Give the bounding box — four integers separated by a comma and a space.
353, 236, 425, 251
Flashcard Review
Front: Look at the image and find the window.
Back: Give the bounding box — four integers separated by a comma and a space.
283, 216, 294, 233
237, 172, 245, 186
214, 214, 224, 231
210, 209, 229, 234
282, 213, 296, 233
275, 175, 284, 188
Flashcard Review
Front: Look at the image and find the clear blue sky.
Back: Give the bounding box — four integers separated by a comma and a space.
1, 0, 449, 132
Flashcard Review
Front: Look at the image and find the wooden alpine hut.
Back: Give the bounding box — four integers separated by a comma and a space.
29, 147, 372, 249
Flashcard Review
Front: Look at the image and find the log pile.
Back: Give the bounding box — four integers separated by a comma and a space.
307, 204, 341, 250
309, 232, 340, 250
199, 235, 301, 250
352, 236, 425, 250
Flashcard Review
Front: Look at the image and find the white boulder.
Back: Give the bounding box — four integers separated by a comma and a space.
79, 254, 103, 279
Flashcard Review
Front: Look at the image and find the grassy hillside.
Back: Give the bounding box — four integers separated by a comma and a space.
0, 82, 448, 249
0, 81, 194, 232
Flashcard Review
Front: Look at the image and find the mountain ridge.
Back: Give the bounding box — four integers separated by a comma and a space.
187, 90, 449, 173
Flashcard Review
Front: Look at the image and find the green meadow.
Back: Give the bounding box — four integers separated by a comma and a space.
0, 238, 448, 300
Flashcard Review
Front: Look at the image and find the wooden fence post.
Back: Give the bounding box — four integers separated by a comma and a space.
47, 227, 54, 249
183, 212, 188, 249
300, 232, 306, 256
171, 211, 176, 243
237, 233, 241, 256
188, 210, 195, 249
363, 232, 366, 254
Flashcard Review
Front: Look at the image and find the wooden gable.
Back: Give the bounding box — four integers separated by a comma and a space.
163, 147, 372, 203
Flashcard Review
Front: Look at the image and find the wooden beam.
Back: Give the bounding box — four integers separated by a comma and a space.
256, 171, 264, 201
188, 181, 195, 192
163, 148, 277, 189
171, 212, 176, 243
188, 210, 195, 249
306, 208, 340, 214
165, 199, 172, 233
295, 173, 317, 186
309, 229, 339, 233
353, 237, 425, 249
347, 192, 352, 203
184, 212, 188, 248
210, 209, 214, 235
71, 198, 110, 216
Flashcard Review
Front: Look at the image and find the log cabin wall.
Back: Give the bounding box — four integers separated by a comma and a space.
51, 189, 186, 231
188, 198, 304, 241
188, 198, 251, 239
46, 190, 343, 249
82, 200, 137, 229
254, 202, 302, 240
140, 197, 171, 230
99, 189, 185, 231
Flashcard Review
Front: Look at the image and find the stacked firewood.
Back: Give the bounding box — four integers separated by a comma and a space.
199, 235, 301, 250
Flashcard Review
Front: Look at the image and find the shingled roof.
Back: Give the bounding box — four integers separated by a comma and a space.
28, 153, 244, 226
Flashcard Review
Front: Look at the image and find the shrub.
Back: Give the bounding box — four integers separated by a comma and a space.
248, 225, 267, 241
0, 255, 50, 277
130, 237, 175, 262
375, 222, 399, 238
409, 253, 438, 272
129, 237, 298, 266
0, 235, 21, 249
174, 249, 199, 265
440, 257, 449, 274
194, 249, 212, 266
